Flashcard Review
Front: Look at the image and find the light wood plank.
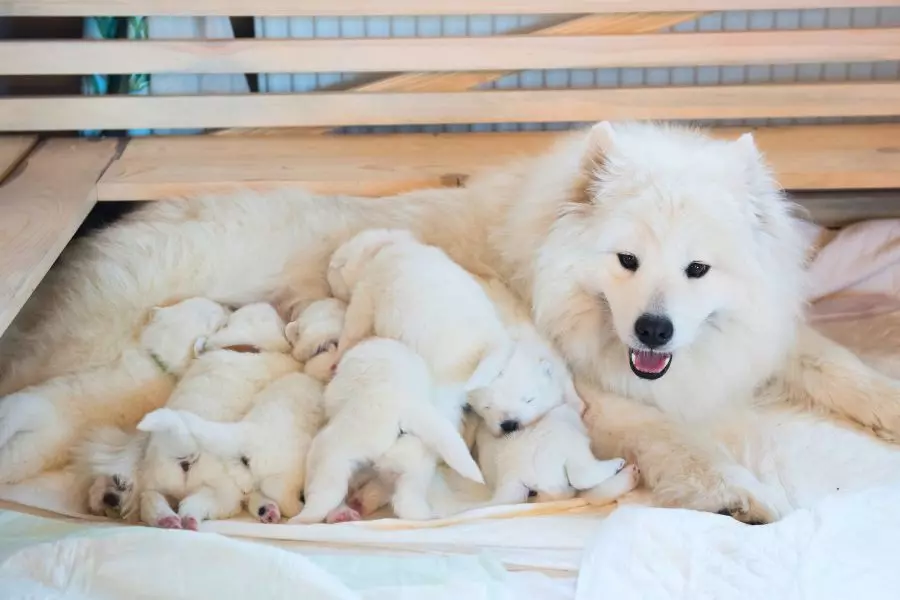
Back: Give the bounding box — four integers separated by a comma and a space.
2, 0, 896, 17
95, 124, 900, 202
0, 136, 37, 180
0, 139, 117, 336
221, 11, 705, 137
4, 83, 899, 132
8, 29, 898, 75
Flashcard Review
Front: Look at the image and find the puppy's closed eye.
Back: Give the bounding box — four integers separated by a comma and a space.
312, 340, 338, 358
524, 397, 535, 404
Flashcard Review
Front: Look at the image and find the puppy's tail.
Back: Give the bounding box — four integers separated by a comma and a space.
405, 409, 484, 484
139, 408, 248, 458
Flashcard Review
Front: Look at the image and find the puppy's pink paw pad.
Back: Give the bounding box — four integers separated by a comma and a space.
257, 502, 281, 524
326, 507, 361, 524
181, 516, 199, 531
156, 516, 182, 529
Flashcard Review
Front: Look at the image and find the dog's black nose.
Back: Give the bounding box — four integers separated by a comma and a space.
634, 314, 674, 348
102, 492, 120, 508
179, 460, 192, 473
500, 419, 520, 434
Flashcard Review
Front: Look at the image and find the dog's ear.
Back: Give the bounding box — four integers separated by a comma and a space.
193, 336, 207, 357
569, 121, 616, 208
465, 343, 515, 392
733, 132, 798, 240
137, 409, 182, 434
284, 320, 300, 344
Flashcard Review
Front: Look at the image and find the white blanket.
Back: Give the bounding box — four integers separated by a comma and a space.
577, 483, 900, 600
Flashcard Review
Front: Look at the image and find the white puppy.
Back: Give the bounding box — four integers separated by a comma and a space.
293, 338, 483, 523
10, 297, 231, 488
135, 302, 300, 530
327, 229, 511, 387
474, 403, 634, 505
285, 298, 346, 383
139, 372, 324, 523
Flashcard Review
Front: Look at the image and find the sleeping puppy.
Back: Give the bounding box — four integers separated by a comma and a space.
473, 403, 636, 506
135, 302, 300, 530
292, 338, 484, 524
285, 298, 346, 383
71, 297, 232, 519
326, 229, 513, 388
139, 372, 324, 523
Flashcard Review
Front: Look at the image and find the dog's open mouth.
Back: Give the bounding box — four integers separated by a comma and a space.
629, 349, 672, 380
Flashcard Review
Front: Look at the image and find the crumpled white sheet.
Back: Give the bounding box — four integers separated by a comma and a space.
0, 510, 574, 600
577, 483, 900, 600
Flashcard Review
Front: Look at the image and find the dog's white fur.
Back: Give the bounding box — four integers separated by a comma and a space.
134, 302, 299, 529
3, 297, 230, 484
293, 338, 482, 523
141, 371, 324, 523
3, 122, 900, 521
285, 298, 346, 383
327, 229, 511, 387
474, 403, 628, 504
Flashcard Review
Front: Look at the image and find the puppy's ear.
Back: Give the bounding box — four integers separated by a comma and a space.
193, 336, 207, 358
284, 321, 299, 344
137, 409, 181, 434
465, 343, 514, 392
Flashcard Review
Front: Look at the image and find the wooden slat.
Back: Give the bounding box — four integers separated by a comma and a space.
0, 139, 118, 336
0, 136, 37, 180
96, 124, 900, 202
2, 0, 896, 17
223, 11, 705, 137
6, 29, 899, 75
4, 83, 899, 132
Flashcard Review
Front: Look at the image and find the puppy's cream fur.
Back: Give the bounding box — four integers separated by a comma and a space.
4, 297, 230, 484
285, 298, 346, 383
3, 122, 900, 521
141, 372, 324, 522
328, 229, 511, 387
294, 338, 482, 523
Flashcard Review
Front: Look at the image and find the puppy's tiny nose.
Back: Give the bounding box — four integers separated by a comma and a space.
102, 492, 120, 508
179, 460, 192, 473
500, 419, 520, 434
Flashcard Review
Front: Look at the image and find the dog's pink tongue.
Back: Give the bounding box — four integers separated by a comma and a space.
634, 350, 667, 373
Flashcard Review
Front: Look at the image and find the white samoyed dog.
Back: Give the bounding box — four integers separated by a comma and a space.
139, 371, 324, 523
10, 297, 230, 487
134, 302, 299, 529
293, 337, 483, 523
3, 122, 900, 522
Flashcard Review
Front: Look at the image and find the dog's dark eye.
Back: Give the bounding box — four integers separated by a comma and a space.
685, 262, 710, 279
240, 455, 250, 467
616, 253, 639, 272
527, 489, 538, 498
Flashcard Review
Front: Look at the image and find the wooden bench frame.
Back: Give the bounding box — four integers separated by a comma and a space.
1, 0, 900, 338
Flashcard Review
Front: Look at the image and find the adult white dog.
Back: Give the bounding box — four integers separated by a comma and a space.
2, 121, 899, 522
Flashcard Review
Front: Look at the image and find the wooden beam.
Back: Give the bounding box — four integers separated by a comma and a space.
4, 83, 899, 132
0, 139, 118, 337
2, 0, 897, 17
792, 191, 900, 227
5, 29, 898, 75
0, 136, 37, 180
95, 124, 900, 202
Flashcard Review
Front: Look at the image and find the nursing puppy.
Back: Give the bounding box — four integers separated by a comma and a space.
327, 229, 512, 387
293, 338, 483, 523
6, 297, 230, 486
285, 298, 346, 383
134, 302, 300, 529
140, 372, 324, 523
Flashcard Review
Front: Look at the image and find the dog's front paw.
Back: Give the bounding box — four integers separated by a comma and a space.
180, 515, 200, 531
257, 501, 281, 524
